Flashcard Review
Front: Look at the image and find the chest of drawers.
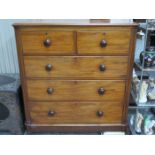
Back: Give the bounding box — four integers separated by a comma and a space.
14, 21, 137, 133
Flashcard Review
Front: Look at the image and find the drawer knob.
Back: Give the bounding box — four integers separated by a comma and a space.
97, 111, 104, 117
47, 87, 54, 94
100, 40, 107, 48
98, 88, 105, 95
48, 110, 55, 116
44, 38, 51, 47
99, 64, 106, 71
45, 64, 53, 71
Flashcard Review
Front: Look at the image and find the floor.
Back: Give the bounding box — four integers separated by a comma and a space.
0, 130, 126, 135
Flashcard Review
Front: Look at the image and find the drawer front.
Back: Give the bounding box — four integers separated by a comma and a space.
24, 56, 128, 79
30, 102, 123, 124
26, 80, 125, 101
77, 30, 130, 55
21, 31, 75, 54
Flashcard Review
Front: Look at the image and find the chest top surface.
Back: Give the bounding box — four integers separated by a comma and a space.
13, 20, 138, 27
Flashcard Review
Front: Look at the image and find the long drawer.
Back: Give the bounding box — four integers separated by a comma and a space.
77, 30, 130, 55
24, 56, 128, 79
26, 80, 126, 101
30, 101, 123, 124
21, 31, 75, 55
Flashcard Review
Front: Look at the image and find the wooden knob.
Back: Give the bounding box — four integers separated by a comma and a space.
48, 110, 55, 116
99, 64, 106, 71
97, 111, 104, 117
100, 40, 107, 48
45, 64, 53, 71
47, 87, 54, 94
43, 38, 51, 47
98, 88, 105, 95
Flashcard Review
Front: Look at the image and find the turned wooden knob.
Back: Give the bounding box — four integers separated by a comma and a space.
100, 40, 107, 48
47, 87, 54, 94
97, 111, 104, 117
48, 110, 55, 116
45, 64, 53, 71
98, 88, 105, 95
99, 64, 106, 71
43, 38, 51, 47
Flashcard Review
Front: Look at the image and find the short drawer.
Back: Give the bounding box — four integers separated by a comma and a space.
30, 102, 123, 124
24, 56, 128, 79
77, 30, 130, 55
21, 31, 75, 55
26, 80, 125, 101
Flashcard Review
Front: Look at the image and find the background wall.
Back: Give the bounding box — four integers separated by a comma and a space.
0, 19, 136, 74
0, 19, 20, 73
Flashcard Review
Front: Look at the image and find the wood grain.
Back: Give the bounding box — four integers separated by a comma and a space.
13, 21, 138, 27
122, 27, 137, 127
77, 30, 130, 55
21, 31, 75, 54
24, 56, 128, 79
26, 80, 126, 101
30, 101, 123, 124
14, 28, 32, 130
14, 22, 138, 133
27, 124, 126, 133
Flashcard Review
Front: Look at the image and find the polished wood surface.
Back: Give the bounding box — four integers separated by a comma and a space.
30, 101, 123, 124
13, 20, 138, 27
77, 30, 130, 55
21, 31, 75, 54
28, 124, 126, 133
24, 56, 128, 79
26, 80, 125, 101
14, 22, 137, 133
122, 28, 137, 125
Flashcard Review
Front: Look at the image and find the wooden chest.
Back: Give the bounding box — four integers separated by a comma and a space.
14, 21, 137, 133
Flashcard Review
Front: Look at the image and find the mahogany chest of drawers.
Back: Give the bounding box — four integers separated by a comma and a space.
14, 21, 137, 133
